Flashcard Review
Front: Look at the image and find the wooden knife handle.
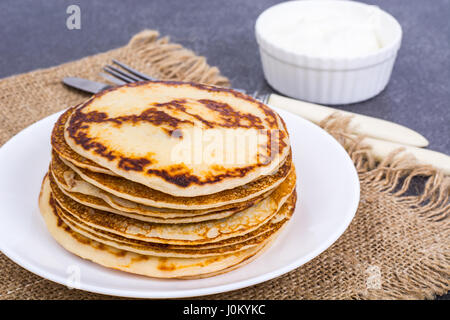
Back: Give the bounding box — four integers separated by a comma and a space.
365, 138, 450, 175
268, 93, 429, 148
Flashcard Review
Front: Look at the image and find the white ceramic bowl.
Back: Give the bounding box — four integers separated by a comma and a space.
255, 0, 402, 104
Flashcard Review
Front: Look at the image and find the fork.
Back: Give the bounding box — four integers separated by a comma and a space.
99, 60, 268, 103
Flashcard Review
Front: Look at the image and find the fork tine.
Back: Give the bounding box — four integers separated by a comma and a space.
112, 59, 155, 81
105, 65, 142, 82
103, 66, 136, 83
99, 72, 127, 86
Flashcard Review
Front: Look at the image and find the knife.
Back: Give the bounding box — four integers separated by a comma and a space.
63, 76, 428, 148
63, 77, 449, 173
63, 77, 112, 94
364, 137, 450, 174
267, 94, 429, 148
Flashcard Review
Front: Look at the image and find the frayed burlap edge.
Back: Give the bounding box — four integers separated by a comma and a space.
0, 30, 448, 300
125, 30, 230, 86
319, 114, 449, 299
321, 114, 449, 219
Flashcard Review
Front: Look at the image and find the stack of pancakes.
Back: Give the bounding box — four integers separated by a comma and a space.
39, 81, 296, 279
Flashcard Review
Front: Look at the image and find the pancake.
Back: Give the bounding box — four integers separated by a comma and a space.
54, 181, 269, 224
51, 171, 291, 251
52, 106, 116, 175
51, 152, 284, 215
50, 162, 272, 223
64, 81, 290, 196
177, 217, 290, 280
50, 167, 296, 245
53, 193, 296, 258
39, 176, 278, 279
50, 167, 267, 223
54, 151, 292, 210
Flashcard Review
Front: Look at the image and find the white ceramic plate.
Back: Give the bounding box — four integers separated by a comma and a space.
0, 107, 359, 298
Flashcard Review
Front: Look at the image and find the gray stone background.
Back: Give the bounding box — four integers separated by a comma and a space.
0, 0, 448, 299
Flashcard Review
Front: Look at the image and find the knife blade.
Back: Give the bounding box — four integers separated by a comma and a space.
63, 77, 112, 94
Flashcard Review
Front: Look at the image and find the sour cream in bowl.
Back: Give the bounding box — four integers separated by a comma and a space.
255, 0, 402, 104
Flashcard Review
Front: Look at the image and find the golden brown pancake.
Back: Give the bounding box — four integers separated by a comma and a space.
39, 176, 282, 279
40, 82, 297, 279
55, 182, 269, 224
52, 106, 116, 175
64, 81, 291, 196
49, 167, 269, 223
52, 150, 292, 210
49, 168, 296, 245
53, 193, 296, 258
51, 151, 285, 215
51, 171, 293, 251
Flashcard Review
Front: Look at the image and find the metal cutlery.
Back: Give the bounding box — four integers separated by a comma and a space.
100, 60, 428, 148
62, 61, 449, 173
62, 77, 112, 94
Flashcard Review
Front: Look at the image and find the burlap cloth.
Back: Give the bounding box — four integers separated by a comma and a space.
0, 30, 448, 300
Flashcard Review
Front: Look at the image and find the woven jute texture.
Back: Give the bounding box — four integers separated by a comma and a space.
0, 30, 448, 300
